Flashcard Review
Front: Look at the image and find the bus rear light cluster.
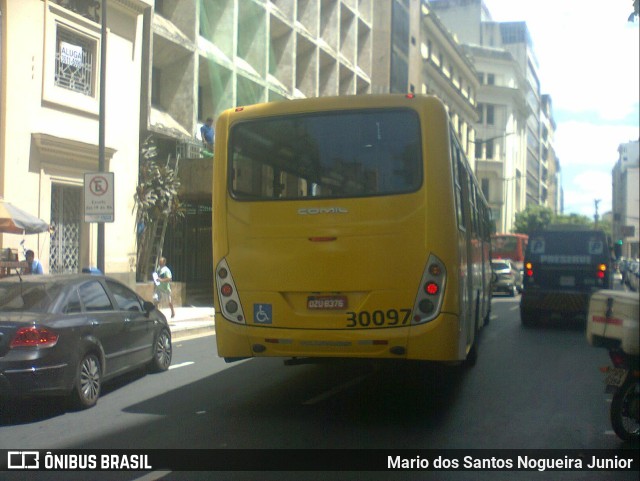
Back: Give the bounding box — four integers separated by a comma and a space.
412, 255, 446, 324
216, 258, 246, 324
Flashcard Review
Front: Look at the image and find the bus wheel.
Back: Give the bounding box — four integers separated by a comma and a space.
464, 341, 478, 367
464, 320, 480, 367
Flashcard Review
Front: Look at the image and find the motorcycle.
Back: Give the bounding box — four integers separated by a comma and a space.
602, 348, 639, 442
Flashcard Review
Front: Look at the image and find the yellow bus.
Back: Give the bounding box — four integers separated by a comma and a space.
213, 94, 492, 367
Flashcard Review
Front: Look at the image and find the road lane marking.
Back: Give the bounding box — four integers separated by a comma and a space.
133, 471, 172, 481
169, 361, 194, 370
302, 373, 371, 405
510, 305, 519, 311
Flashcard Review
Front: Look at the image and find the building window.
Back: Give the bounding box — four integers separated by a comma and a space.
152, 67, 162, 107
55, 26, 96, 96
476, 103, 484, 123
487, 73, 495, 85
486, 104, 495, 125
485, 139, 494, 159
481, 178, 490, 200
52, 0, 101, 23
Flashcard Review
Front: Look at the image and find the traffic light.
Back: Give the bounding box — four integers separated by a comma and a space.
614, 240, 623, 259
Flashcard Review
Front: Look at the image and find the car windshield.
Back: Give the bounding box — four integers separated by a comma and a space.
0, 282, 63, 312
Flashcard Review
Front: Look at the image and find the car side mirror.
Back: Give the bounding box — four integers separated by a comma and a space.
143, 300, 156, 315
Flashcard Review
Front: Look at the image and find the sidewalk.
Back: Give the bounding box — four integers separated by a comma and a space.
158, 306, 216, 340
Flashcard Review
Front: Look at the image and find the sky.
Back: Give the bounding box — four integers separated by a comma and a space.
481, 0, 639, 218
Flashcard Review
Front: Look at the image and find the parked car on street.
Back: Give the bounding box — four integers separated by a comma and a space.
0, 274, 172, 408
491, 259, 521, 297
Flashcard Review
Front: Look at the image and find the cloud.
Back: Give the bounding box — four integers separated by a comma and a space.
556, 121, 638, 216
484, 0, 639, 121
562, 170, 612, 218
555, 121, 639, 169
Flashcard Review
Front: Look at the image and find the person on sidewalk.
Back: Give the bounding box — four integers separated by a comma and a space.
153, 257, 175, 318
23, 250, 44, 275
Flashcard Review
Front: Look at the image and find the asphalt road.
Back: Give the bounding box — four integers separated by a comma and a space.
1, 294, 637, 480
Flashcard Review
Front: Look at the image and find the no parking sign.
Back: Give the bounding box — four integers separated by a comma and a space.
84, 172, 114, 222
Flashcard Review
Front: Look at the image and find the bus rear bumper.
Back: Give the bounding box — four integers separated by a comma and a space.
215, 313, 462, 362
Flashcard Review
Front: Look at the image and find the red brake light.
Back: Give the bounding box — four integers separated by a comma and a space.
11, 326, 59, 348
220, 283, 233, 297
425, 282, 439, 295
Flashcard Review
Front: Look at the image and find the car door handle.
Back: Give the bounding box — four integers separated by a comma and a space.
90, 320, 99, 326
124, 318, 131, 323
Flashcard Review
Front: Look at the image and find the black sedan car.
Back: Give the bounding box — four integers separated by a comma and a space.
0, 274, 172, 408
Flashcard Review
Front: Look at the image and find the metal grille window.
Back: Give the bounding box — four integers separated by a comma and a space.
50, 185, 81, 274
55, 26, 96, 96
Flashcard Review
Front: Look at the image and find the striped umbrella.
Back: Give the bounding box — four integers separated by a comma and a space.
0, 198, 49, 235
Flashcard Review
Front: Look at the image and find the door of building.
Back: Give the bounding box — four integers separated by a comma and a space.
50, 184, 82, 273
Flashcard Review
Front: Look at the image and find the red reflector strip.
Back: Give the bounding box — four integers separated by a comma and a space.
308, 237, 337, 242
591, 316, 623, 326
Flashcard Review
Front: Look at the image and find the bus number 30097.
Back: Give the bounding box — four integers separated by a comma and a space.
345, 309, 412, 327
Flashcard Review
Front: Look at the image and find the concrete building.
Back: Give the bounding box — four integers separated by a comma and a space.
428, 0, 557, 231
147, 0, 376, 291
0, 0, 152, 285
464, 43, 528, 233
612, 139, 639, 258
371, 0, 479, 163
541, 94, 561, 215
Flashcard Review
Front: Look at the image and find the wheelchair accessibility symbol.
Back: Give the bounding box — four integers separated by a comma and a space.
254, 304, 272, 324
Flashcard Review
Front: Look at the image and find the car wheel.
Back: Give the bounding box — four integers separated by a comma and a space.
149, 328, 172, 372
71, 352, 101, 409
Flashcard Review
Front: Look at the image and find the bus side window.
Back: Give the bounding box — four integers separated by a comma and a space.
451, 139, 465, 231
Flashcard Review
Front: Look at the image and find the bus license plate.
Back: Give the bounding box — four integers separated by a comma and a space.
307, 296, 348, 310
559, 276, 575, 287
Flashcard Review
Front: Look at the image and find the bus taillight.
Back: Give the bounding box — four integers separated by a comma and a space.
216, 259, 246, 324
425, 282, 439, 295
412, 254, 447, 324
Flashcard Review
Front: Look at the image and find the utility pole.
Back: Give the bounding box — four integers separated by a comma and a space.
97, 0, 107, 273
594, 199, 601, 228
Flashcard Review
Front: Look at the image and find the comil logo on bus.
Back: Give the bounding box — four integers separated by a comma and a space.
297, 207, 348, 215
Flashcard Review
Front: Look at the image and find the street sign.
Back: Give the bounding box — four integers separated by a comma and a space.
84, 172, 114, 223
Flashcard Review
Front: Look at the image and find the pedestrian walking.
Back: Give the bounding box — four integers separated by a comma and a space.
153, 256, 175, 318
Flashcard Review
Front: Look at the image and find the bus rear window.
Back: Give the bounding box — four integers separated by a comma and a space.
228, 109, 422, 200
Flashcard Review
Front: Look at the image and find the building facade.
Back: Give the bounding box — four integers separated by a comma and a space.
0, 0, 151, 285
429, 0, 557, 232
612, 139, 639, 259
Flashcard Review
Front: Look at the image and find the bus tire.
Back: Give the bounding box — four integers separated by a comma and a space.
464, 319, 480, 367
